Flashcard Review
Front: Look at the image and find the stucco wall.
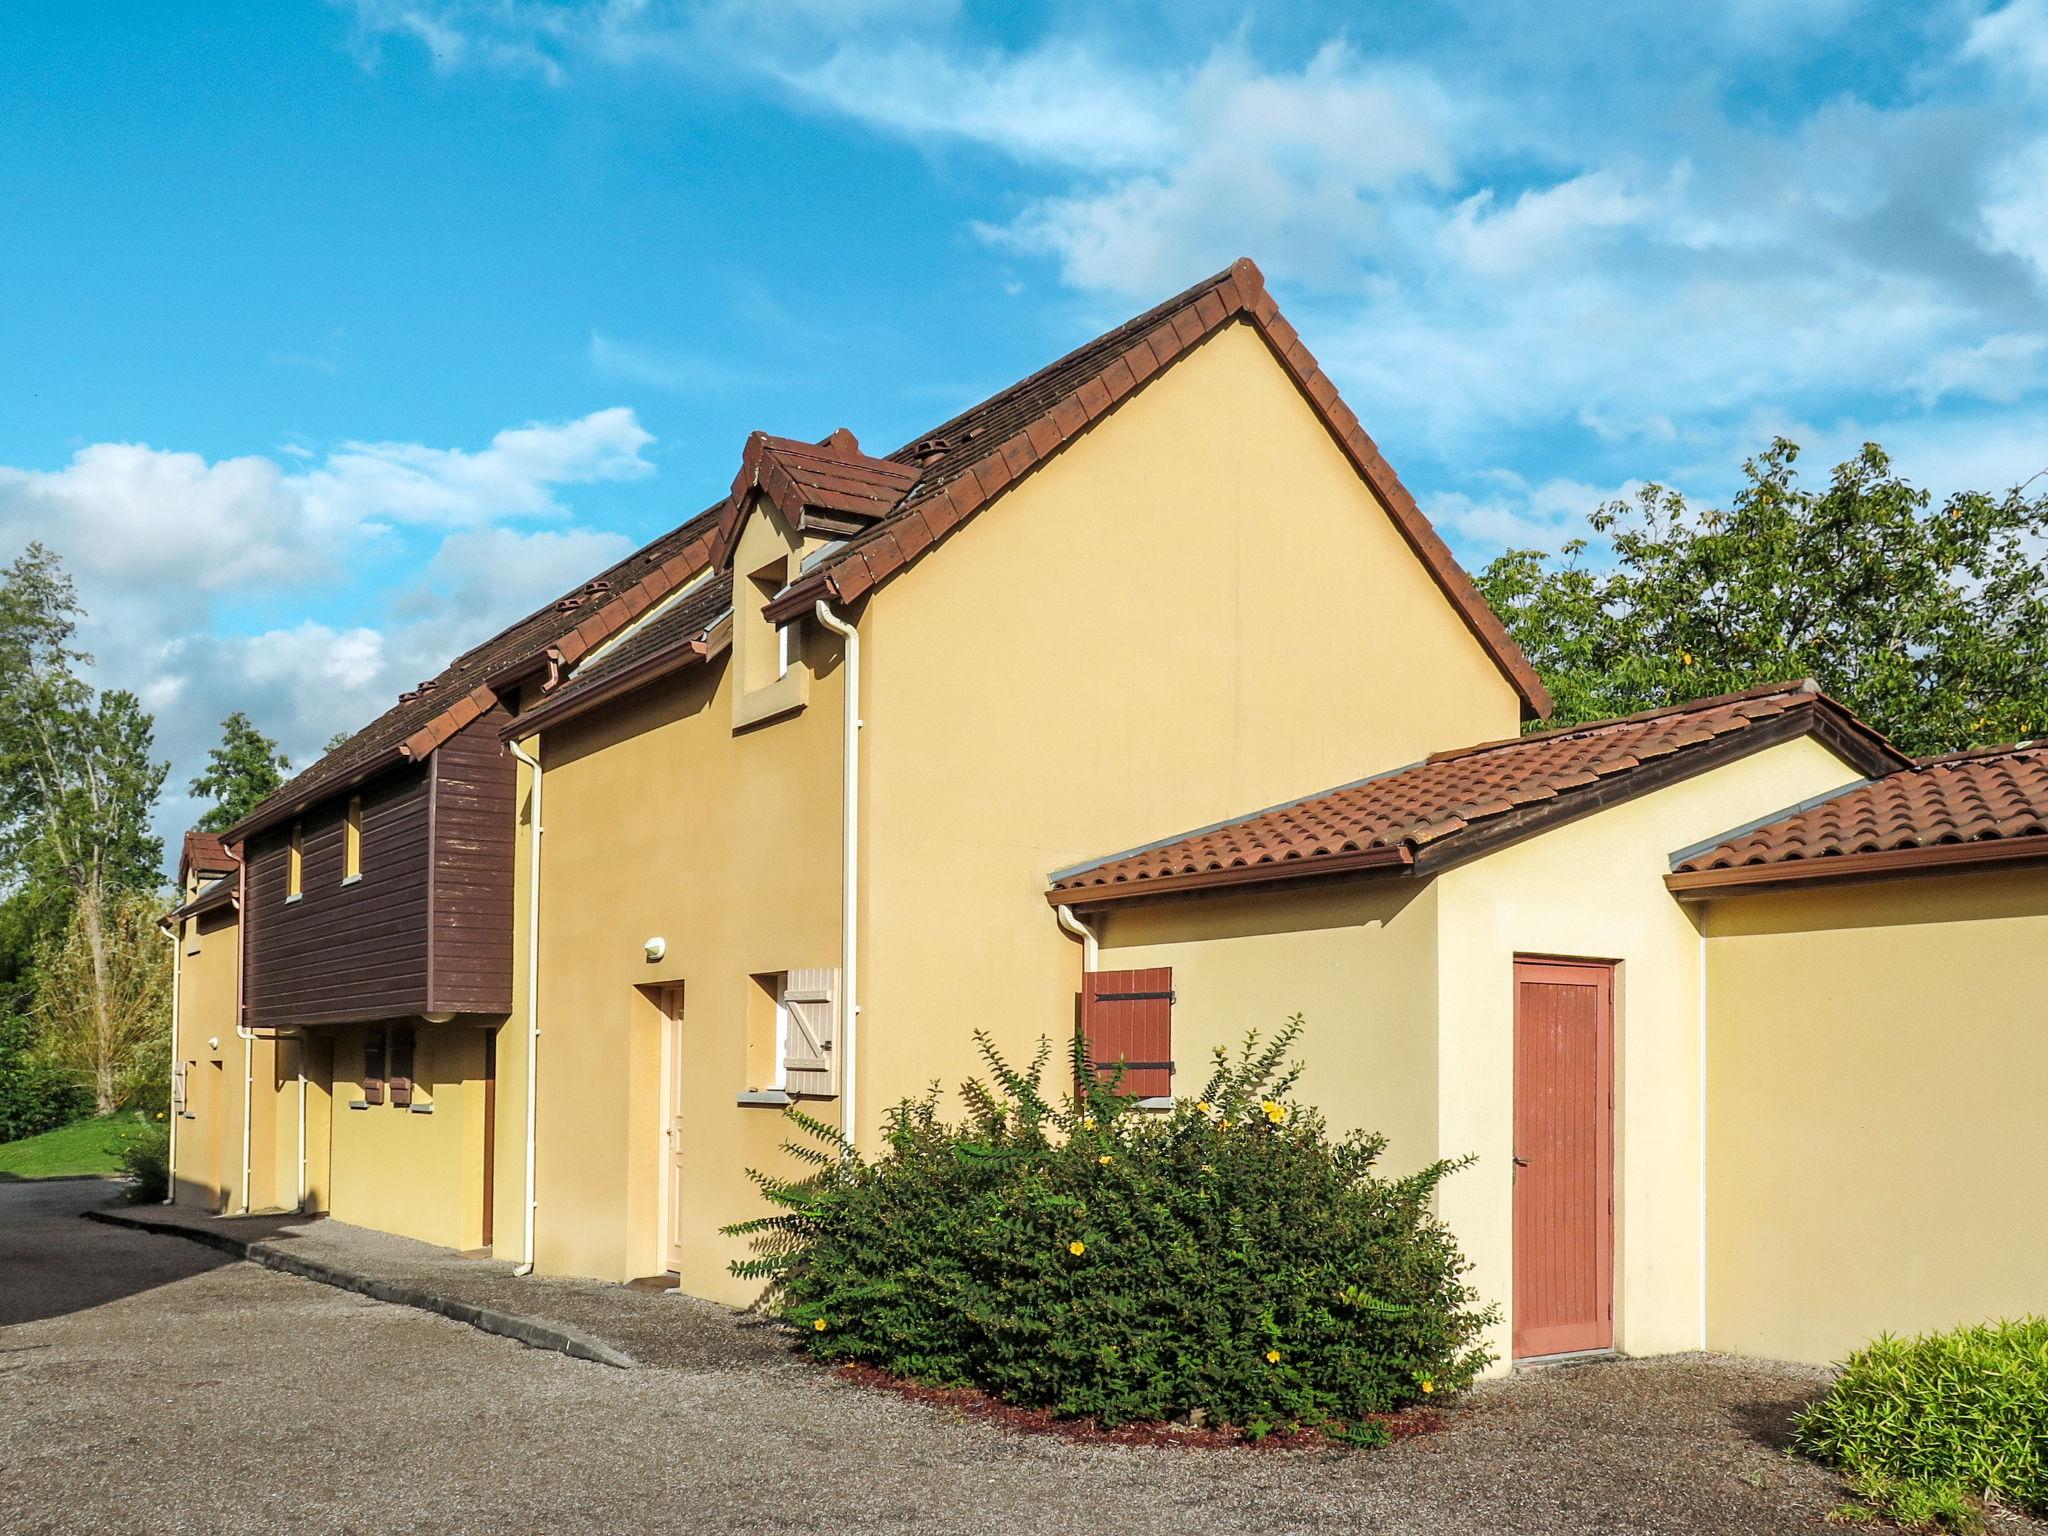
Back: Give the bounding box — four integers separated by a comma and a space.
1094, 881, 1442, 1170
169, 907, 291, 1215
861, 318, 1525, 1169
1702, 868, 2048, 1365
519, 586, 845, 1299
1433, 734, 1864, 1369
326, 1022, 488, 1250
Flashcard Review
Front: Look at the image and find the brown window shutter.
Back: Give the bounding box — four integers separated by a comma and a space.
363, 1029, 387, 1106
1082, 967, 1174, 1098
389, 1027, 416, 1109
782, 968, 838, 1097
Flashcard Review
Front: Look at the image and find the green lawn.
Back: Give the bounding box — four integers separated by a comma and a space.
0, 1114, 150, 1180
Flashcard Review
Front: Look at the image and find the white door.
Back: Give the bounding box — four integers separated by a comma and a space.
661, 988, 687, 1273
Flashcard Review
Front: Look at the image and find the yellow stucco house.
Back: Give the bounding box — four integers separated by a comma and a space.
167, 259, 2048, 1372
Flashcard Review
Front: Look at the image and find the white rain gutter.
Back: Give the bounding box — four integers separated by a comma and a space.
1055, 904, 1098, 970
508, 738, 543, 1274
162, 921, 181, 1204
810, 601, 862, 1150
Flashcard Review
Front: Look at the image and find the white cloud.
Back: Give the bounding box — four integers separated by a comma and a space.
1424, 473, 1642, 555
1963, 0, 2048, 87
0, 408, 656, 860
293, 406, 652, 527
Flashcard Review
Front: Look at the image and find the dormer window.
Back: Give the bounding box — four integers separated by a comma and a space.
732, 526, 810, 730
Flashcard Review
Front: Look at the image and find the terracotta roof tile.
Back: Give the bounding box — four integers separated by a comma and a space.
765, 257, 1551, 721
1050, 682, 1907, 906
224, 256, 1548, 843
178, 830, 237, 885
1672, 741, 2048, 882
224, 502, 725, 841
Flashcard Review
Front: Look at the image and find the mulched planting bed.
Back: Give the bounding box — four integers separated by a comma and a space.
833, 1362, 1450, 1451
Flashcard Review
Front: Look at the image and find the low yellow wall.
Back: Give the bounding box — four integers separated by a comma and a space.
1095, 881, 1441, 1170
1433, 734, 1862, 1368
326, 1022, 488, 1250
1703, 869, 2048, 1365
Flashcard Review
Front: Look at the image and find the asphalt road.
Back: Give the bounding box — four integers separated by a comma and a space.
1, 1179, 2013, 1536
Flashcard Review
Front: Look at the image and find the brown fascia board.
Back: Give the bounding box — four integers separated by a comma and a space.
765, 257, 1552, 722
1666, 833, 2048, 898
1047, 843, 1417, 911
504, 616, 733, 740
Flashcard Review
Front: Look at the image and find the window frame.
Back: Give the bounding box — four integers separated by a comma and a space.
286, 822, 303, 902
343, 795, 363, 884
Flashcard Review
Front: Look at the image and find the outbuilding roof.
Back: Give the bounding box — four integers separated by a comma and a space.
1049, 682, 1907, 908
1667, 740, 2048, 895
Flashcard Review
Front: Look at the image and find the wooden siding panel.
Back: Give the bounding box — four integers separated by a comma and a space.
426, 712, 516, 1014
243, 709, 516, 1027
245, 763, 432, 1027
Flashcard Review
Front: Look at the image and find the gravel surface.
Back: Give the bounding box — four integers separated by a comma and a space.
6, 1180, 2044, 1536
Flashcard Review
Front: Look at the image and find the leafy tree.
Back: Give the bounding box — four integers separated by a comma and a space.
32, 892, 172, 1116
1475, 440, 2048, 757
190, 711, 290, 831
0, 545, 170, 1113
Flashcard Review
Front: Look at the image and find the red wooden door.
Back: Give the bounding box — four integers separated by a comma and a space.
1512, 958, 1615, 1359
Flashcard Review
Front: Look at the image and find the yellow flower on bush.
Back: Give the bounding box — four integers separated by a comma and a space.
1068, 1240, 1086, 1256
1082, 1117, 1096, 1130
1196, 1101, 1214, 1115
1265, 1349, 1282, 1364
1097, 1154, 1113, 1165
1260, 1100, 1287, 1124
1419, 1378, 1434, 1394
814, 1318, 829, 1332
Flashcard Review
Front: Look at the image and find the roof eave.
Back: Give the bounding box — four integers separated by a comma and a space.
503, 618, 732, 741
1667, 834, 2048, 899
1048, 843, 1417, 911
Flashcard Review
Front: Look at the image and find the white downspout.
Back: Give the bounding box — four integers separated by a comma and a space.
236, 1021, 255, 1214
1056, 905, 1098, 971
1697, 917, 1710, 1351
296, 1041, 308, 1213
810, 601, 862, 1151
508, 738, 543, 1274
163, 921, 181, 1204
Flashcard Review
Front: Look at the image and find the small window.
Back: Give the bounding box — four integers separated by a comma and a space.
746, 972, 790, 1092
776, 615, 796, 679
286, 822, 303, 901
343, 796, 362, 883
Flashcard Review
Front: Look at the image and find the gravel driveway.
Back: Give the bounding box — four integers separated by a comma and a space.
3, 1179, 2037, 1536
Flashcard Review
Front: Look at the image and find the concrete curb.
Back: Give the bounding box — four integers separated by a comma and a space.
82, 1206, 639, 1369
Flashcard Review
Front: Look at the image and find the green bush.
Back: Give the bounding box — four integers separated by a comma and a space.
728, 1017, 1494, 1438
0, 1012, 92, 1142
119, 1116, 169, 1203
1795, 1318, 2048, 1532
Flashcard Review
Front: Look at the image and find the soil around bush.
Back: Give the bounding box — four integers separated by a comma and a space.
833, 1361, 1450, 1450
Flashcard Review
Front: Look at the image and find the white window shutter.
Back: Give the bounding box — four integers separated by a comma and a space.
172, 1059, 188, 1116
782, 967, 838, 1096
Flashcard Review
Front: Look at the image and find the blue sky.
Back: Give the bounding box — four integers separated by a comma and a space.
2, 0, 2046, 846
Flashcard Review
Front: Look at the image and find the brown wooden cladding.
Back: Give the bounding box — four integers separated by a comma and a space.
243, 712, 515, 1027
426, 715, 516, 1014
